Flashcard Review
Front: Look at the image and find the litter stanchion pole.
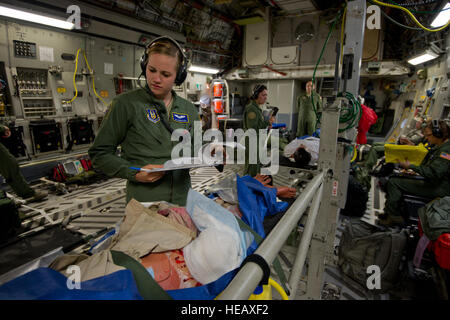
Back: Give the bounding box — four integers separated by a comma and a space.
288, 182, 324, 297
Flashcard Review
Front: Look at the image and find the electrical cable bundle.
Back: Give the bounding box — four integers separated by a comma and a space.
69, 48, 108, 110
370, 0, 450, 32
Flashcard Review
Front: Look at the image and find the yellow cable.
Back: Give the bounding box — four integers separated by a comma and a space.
269, 278, 289, 300
370, 0, 450, 32
82, 51, 108, 107
68, 48, 108, 109
68, 48, 81, 103
82, 50, 92, 71
351, 145, 358, 162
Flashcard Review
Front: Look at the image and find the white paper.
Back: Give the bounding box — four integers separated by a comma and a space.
104, 63, 113, 75
39, 46, 54, 62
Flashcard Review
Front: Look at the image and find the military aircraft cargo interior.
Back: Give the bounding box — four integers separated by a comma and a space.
0, 0, 449, 305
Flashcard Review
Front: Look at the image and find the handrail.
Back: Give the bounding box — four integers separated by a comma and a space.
217, 171, 325, 300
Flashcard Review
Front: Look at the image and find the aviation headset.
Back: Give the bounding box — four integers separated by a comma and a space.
250, 84, 267, 100
139, 36, 188, 86
431, 119, 444, 138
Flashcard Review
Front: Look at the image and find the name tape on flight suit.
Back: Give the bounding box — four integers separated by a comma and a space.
172, 112, 189, 123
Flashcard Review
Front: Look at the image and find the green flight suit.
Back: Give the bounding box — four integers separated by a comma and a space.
384, 140, 450, 217
363, 142, 386, 170
0, 123, 34, 198
88, 86, 199, 206
296, 91, 322, 137
243, 100, 269, 177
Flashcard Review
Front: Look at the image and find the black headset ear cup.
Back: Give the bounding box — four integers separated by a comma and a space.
140, 52, 147, 75
432, 120, 443, 138
175, 61, 188, 86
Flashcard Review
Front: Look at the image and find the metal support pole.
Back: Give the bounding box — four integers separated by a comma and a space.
301, 99, 341, 299
337, 0, 367, 207
288, 181, 324, 298
333, 42, 341, 96
217, 171, 324, 300
340, 0, 366, 96
300, 0, 367, 299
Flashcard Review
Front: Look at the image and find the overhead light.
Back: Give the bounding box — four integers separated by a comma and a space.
407, 51, 439, 65
431, 2, 450, 28
0, 5, 74, 30
188, 65, 220, 74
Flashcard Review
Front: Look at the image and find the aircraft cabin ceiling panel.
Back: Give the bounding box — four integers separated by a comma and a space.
273, 0, 317, 13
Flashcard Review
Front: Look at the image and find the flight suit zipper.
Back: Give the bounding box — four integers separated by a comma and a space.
168, 111, 174, 204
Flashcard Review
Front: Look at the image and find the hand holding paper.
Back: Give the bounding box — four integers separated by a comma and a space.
134, 164, 165, 183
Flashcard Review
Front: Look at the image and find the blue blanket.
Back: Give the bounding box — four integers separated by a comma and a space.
236, 175, 289, 238
0, 268, 142, 300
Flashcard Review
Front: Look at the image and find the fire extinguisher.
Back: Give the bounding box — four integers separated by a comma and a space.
211, 79, 229, 114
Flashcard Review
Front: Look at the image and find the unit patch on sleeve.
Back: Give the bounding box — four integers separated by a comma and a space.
247, 112, 256, 120
146, 109, 160, 123
172, 112, 189, 123
440, 152, 450, 161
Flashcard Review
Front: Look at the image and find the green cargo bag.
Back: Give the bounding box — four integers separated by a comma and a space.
338, 219, 407, 292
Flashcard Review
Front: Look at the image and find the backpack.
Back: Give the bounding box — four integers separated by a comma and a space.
418, 196, 450, 241
0, 190, 21, 242
338, 219, 407, 292
341, 175, 369, 217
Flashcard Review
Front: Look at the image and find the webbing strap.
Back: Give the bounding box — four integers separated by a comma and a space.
413, 234, 430, 268
240, 253, 270, 286
272, 256, 290, 295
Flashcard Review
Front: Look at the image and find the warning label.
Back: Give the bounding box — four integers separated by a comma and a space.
332, 180, 338, 197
